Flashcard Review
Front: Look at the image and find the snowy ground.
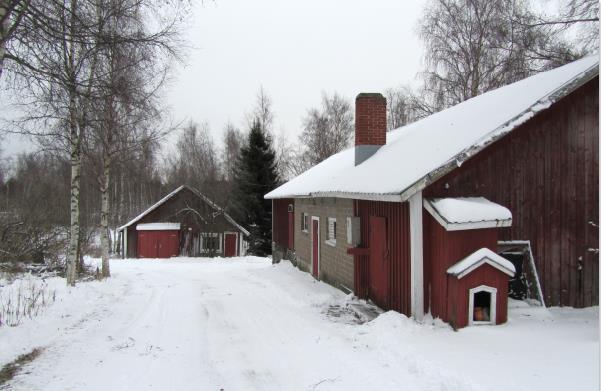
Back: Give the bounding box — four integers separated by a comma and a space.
0, 257, 598, 391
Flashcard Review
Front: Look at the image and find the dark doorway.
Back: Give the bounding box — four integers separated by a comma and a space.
473, 291, 491, 322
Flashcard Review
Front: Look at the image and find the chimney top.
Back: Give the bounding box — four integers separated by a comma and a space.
355, 92, 387, 165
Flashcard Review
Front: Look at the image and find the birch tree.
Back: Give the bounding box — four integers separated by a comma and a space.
0, 0, 31, 80
299, 92, 354, 166
418, 0, 578, 111
86, 0, 184, 278
4, 0, 186, 284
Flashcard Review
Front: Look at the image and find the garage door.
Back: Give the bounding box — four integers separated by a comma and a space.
137, 230, 180, 258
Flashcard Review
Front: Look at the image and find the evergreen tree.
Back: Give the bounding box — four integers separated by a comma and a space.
233, 119, 279, 256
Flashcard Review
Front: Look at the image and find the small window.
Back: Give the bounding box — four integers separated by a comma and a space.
326, 217, 336, 246
201, 233, 222, 253
301, 213, 309, 232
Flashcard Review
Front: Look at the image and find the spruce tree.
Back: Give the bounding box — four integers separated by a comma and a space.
233, 119, 279, 256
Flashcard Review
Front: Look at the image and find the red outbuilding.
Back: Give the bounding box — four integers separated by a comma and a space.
267, 56, 598, 329
117, 186, 249, 259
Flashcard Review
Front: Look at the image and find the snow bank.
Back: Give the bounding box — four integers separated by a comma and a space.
1, 257, 597, 391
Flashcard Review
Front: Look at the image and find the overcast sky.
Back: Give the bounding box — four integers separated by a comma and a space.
2, 0, 427, 158
163, 0, 426, 153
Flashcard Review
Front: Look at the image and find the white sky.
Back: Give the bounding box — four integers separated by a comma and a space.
162, 0, 426, 153
0, 0, 426, 158
0, 0, 578, 159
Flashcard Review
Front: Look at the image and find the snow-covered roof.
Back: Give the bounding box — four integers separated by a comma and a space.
424, 197, 512, 231
117, 185, 250, 236
447, 248, 516, 279
136, 223, 181, 231
265, 56, 599, 201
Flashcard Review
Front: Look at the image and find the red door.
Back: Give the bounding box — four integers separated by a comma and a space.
158, 231, 179, 258
312, 219, 319, 278
369, 216, 389, 308
287, 206, 294, 249
137, 231, 154, 258
137, 230, 179, 258
224, 233, 237, 257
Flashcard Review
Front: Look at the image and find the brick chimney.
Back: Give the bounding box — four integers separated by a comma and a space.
355, 92, 386, 165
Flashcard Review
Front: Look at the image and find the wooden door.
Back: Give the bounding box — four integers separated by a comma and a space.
312, 219, 319, 278
287, 206, 294, 249
369, 216, 389, 308
157, 231, 179, 258
137, 231, 156, 258
224, 233, 237, 257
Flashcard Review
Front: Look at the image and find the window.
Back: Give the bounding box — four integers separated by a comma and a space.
301, 213, 309, 232
201, 233, 222, 253
326, 217, 336, 246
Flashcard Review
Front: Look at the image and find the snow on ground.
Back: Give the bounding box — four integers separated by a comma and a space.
1, 257, 598, 391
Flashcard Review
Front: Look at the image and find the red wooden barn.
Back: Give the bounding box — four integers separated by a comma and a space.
266, 56, 598, 329
117, 186, 249, 259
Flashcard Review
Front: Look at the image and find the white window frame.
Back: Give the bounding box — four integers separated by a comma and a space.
200, 233, 222, 254
468, 285, 497, 326
301, 212, 309, 233
325, 217, 337, 247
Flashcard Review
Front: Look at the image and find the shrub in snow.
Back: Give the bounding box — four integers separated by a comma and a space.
0, 277, 56, 327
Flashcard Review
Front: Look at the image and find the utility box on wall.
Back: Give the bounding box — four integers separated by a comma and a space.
346, 217, 361, 246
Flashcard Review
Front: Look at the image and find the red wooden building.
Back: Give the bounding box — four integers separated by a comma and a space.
117, 186, 249, 259
267, 57, 598, 329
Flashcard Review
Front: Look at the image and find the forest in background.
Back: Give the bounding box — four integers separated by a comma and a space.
0, 0, 597, 278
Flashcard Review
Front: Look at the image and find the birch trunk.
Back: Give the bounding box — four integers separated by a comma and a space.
65, 113, 81, 285
0, 1, 8, 80
65, 0, 80, 286
100, 151, 111, 278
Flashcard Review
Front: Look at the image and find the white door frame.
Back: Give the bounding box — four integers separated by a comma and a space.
311, 216, 320, 278
468, 285, 497, 326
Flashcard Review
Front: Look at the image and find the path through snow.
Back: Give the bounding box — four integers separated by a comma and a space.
1, 257, 598, 390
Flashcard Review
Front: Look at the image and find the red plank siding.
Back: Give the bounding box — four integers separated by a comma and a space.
423, 211, 499, 318
355, 200, 411, 316
424, 78, 599, 307
272, 198, 294, 249
448, 263, 510, 329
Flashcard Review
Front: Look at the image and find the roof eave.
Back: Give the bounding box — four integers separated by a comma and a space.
397, 63, 600, 201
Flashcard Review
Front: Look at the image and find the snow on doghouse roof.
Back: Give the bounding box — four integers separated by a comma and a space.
424, 197, 512, 231
265, 56, 599, 201
117, 185, 250, 236
447, 248, 516, 279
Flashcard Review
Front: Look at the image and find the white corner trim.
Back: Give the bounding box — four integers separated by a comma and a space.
410, 191, 424, 320
423, 199, 512, 231
468, 285, 497, 326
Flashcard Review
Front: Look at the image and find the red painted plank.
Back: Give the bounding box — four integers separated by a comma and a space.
424, 78, 598, 307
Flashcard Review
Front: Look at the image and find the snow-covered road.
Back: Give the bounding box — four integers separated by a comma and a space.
2, 257, 599, 390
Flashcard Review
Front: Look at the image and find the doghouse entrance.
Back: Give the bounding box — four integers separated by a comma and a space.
469, 285, 497, 326
473, 291, 491, 322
